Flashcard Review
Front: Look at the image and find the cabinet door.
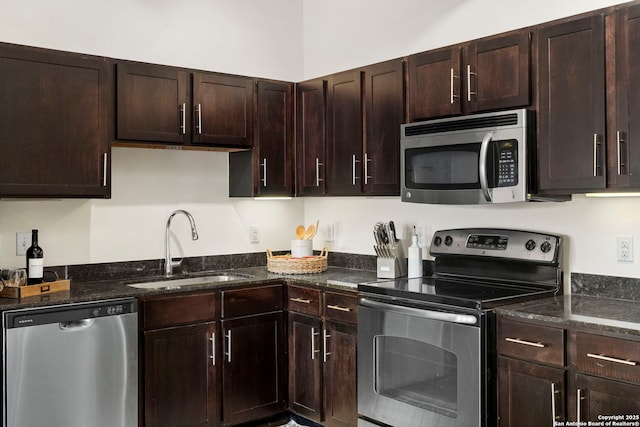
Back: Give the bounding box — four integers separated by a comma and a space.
468, 32, 530, 113
192, 72, 253, 147
221, 312, 285, 425
613, 4, 640, 188
537, 15, 606, 192
326, 70, 363, 195
408, 46, 462, 121
144, 322, 218, 427
0, 44, 111, 197
256, 80, 293, 196
571, 373, 640, 422
116, 62, 189, 144
288, 313, 323, 423
498, 356, 566, 427
323, 320, 357, 427
296, 79, 327, 195
363, 59, 404, 196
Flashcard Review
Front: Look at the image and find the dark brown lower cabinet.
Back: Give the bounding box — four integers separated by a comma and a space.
144, 322, 218, 427
288, 313, 323, 422
221, 312, 286, 425
570, 374, 640, 421
323, 320, 357, 427
497, 356, 566, 426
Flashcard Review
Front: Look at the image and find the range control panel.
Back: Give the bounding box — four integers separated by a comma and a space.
430, 228, 561, 264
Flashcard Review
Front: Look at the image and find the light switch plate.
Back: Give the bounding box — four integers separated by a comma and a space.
16, 232, 30, 256
249, 225, 260, 244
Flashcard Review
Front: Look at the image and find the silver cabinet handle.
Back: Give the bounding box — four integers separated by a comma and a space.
577, 389, 584, 424
210, 332, 215, 366
551, 382, 560, 421
311, 327, 321, 360
290, 297, 312, 304
505, 337, 546, 348
352, 154, 361, 185
450, 68, 459, 104
315, 158, 324, 187
195, 103, 203, 135
323, 329, 331, 362
261, 158, 267, 187
479, 132, 493, 202
327, 304, 351, 313
102, 153, 108, 187
593, 134, 603, 177
180, 103, 186, 135
225, 330, 232, 363
364, 153, 372, 185
467, 64, 476, 102
617, 131, 626, 175
587, 353, 637, 366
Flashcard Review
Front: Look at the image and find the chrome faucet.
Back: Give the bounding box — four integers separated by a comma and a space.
165, 209, 199, 277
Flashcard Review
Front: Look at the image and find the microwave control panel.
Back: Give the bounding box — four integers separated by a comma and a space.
496, 140, 518, 187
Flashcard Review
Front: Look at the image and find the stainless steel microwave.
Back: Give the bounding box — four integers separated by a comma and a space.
401, 109, 538, 204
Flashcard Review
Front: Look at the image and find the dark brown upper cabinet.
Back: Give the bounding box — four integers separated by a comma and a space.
116, 62, 190, 144
296, 59, 404, 197
0, 43, 111, 198
408, 31, 530, 121
296, 78, 327, 196
192, 72, 253, 148
229, 80, 294, 197
116, 62, 253, 149
537, 15, 607, 192
326, 70, 364, 195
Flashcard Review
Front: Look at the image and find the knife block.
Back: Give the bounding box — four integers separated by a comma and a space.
376, 240, 407, 279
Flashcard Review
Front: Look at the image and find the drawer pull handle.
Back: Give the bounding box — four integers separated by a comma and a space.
587, 353, 637, 366
327, 304, 351, 312
290, 297, 312, 304
505, 337, 546, 348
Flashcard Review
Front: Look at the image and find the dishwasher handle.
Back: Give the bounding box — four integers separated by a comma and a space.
360, 298, 478, 325
59, 319, 95, 331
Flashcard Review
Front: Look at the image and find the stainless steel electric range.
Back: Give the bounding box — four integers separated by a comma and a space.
357, 228, 563, 427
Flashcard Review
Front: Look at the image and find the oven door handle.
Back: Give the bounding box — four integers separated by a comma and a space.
479, 132, 493, 202
360, 298, 478, 325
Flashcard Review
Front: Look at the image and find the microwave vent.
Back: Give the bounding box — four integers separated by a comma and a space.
404, 113, 520, 137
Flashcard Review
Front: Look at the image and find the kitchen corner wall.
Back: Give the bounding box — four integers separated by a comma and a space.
1, 0, 639, 291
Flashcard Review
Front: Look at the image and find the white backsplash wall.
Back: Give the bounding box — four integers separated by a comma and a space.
0, 148, 304, 268
304, 196, 640, 290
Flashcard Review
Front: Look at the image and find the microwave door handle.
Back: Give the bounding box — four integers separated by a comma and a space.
360, 298, 477, 325
479, 132, 493, 202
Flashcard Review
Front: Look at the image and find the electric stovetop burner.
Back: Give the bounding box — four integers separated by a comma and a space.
359, 228, 563, 311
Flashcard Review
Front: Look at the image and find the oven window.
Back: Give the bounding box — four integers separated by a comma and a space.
374, 335, 458, 419
405, 144, 480, 190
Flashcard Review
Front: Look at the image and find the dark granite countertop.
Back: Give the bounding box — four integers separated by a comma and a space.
0, 266, 379, 312
496, 294, 640, 338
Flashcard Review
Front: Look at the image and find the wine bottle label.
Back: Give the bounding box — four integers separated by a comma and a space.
28, 258, 44, 279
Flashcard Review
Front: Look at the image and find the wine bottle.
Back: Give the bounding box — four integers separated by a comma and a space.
26, 229, 44, 285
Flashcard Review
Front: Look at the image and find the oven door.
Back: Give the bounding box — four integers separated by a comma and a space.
358, 297, 483, 427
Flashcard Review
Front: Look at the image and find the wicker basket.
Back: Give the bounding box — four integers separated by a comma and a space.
266, 248, 328, 274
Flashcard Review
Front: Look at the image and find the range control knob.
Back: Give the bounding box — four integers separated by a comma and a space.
444, 235, 453, 246
525, 239, 537, 251
540, 241, 552, 253
433, 236, 442, 246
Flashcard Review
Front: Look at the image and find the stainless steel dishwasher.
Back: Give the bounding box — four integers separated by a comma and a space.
2, 298, 138, 427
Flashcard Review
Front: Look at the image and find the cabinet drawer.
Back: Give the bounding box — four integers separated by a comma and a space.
141, 292, 217, 330
222, 284, 283, 318
287, 285, 321, 316
324, 291, 358, 324
574, 332, 640, 384
497, 318, 565, 367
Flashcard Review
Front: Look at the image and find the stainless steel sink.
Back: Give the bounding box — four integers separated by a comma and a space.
127, 273, 252, 290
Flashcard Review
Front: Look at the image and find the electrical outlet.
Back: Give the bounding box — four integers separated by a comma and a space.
326, 223, 335, 242
617, 236, 633, 262
16, 232, 30, 256
249, 225, 260, 244
415, 227, 428, 247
